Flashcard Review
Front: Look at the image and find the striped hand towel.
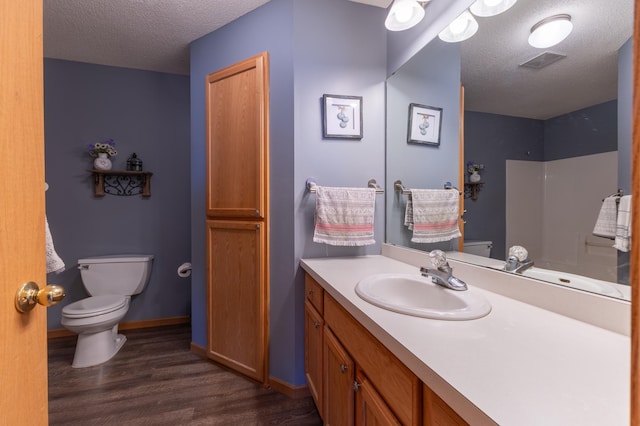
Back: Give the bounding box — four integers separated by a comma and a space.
592, 196, 618, 239
410, 189, 461, 243
313, 186, 376, 246
404, 193, 414, 230
613, 195, 632, 252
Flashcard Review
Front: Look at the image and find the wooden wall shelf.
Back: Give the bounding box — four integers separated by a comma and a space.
88, 169, 153, 197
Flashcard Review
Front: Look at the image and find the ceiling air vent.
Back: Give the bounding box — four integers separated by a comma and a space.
519, 51, 566, 70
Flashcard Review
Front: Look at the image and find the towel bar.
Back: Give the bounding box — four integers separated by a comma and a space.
394, 180, 461, 195
306, 178, 384, 194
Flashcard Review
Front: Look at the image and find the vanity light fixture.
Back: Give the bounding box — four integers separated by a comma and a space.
469, 0, 518, 17
438, 10, 478, 43
528, 14, 573, 48
385, 0, 430, 32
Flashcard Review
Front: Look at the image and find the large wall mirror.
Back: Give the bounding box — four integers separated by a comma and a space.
386, 0, 633, 301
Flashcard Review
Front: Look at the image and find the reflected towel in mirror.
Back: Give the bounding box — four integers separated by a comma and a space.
409, 189, 461, 243
592, 196, 618, 239
613, 195, 632, 252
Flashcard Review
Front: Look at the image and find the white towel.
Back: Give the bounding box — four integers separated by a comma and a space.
45, 216, 65, 274
613, 195, 632, 252
409, 189, 461, 243
313, 186, 376, 246
592, 196, 618, 239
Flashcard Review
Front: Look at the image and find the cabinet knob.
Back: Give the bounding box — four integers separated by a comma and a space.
313, 321, 320, 329
308, 289, 313, 296
353, 381, 361, 392
340, 364, 347, 374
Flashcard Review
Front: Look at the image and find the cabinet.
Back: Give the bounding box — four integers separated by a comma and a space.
206, 220, 267, 382
304, 273, 469, 426
205, 52, 270, 385
305, 275, 324, 415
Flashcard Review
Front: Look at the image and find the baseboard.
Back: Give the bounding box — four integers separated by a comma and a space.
268, 376, 311, 399
47, 316, 191, 339
189, 343, 309, 399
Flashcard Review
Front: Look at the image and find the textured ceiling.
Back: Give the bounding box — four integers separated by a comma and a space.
44, 0, 633, 119
44, 0, 270, 75
460, 0, 633, 119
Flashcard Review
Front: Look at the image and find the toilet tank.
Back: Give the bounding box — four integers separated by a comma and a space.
463, 240, 492, 257
78, 254, 154, 296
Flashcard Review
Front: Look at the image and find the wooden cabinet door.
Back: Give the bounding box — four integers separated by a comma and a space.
423, 385, 468, 426
305, 300, 324, 417
205, 52, 269, 219
324, 326, 355, 426
206, 220, 268, 383
355, 373, 401, 426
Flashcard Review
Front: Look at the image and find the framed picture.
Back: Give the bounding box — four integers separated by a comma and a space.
323, 94, 363, 139
407, 103, 443, 146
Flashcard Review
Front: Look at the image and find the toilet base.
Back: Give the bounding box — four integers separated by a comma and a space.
72, 324, 127, 368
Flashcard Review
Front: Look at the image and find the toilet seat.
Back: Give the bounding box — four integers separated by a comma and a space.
62, 295, 128, 318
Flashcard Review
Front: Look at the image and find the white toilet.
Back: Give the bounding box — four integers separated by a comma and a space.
61, 254, 154, 368
463, 240, 493, 257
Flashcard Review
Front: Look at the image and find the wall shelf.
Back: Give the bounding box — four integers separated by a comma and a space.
88, 169, 153, 197
464, 182, 483, 201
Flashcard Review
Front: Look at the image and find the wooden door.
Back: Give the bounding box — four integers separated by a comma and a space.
355, 372, 401, 426
324, 326, 355, 426
205, 53, 269, 219
304, 300, 324, 415
0, 0, 49, 424
206, 220, 268, 382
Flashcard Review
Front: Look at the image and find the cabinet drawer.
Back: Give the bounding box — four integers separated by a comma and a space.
324, 294, 421, 426
305, 274, 324, 314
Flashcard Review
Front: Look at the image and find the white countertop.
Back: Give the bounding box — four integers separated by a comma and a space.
300, 253, 630, 426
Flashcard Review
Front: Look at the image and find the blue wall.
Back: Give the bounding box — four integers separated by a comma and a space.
44, 59, 191, 329
190, 0, 386, 386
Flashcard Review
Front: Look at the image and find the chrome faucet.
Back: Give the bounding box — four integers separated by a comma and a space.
420, 250, 468, 291
504, 245, 534, 273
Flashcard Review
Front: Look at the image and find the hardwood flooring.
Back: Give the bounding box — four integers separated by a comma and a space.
48, 324, 322, 425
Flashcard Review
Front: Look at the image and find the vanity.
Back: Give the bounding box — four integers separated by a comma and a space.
301, 245, 630, 425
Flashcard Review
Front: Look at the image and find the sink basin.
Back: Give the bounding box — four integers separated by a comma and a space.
355, 273, 491, 320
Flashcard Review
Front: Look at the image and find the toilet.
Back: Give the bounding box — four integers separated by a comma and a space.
463, 240, 493, 257
61, 254, 154, 368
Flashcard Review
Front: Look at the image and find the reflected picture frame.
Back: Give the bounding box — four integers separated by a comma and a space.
323, 94, 363, 139
407, 103, 442, 146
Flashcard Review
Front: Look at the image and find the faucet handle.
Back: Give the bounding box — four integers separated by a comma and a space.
508, 245, 528, 261
428, 250, 448, 268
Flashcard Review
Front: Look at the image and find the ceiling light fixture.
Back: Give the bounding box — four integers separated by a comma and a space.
385, 0, 429, 32
469, 0, 518, 18
528, 14, 573, 49
438, 10, 478, 43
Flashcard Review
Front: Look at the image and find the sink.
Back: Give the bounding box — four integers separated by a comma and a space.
355, 273, 491, 320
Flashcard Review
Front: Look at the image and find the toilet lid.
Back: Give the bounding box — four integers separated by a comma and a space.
62, 295, 128, 318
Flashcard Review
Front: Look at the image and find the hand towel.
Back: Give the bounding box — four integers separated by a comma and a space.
313, 186, 376, 246
613, 195, 632, 252
592, 196, 618, 239
409, 189, 461, 243
45, 216, 65, 273
404, 193, 414, 230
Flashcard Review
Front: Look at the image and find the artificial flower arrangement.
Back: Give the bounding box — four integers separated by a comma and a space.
88, 138, 118, 158
466, 161, 484, 174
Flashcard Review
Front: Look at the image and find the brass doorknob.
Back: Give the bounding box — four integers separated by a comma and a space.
15, 281, 65, 313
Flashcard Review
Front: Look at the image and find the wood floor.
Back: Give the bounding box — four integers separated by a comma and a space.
48, 324, 322, 425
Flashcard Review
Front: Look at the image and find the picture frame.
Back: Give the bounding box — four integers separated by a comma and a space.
323, 94, 363, 139
407, 103, 443, 146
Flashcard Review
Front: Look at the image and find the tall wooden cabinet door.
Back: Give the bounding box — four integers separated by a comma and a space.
355, 373, 401, 426
305, 300, 324, 416
205, 52, 269, 219
324, 326, 355, 426
206, 220, 268, 383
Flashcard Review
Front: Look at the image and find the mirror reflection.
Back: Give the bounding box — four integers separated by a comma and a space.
386, 0, 633, 301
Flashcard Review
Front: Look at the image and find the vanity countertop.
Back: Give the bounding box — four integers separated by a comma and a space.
300, 254, 630, 426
